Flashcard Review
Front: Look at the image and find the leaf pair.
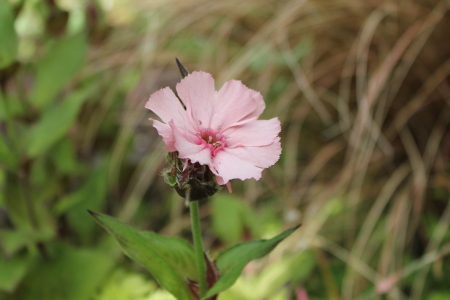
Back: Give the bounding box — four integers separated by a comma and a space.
90, 211, 298, 300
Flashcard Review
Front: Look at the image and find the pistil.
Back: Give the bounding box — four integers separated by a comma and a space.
196, 127, 227, 156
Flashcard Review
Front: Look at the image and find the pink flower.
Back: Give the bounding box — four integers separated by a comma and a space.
146, 71, 281, 186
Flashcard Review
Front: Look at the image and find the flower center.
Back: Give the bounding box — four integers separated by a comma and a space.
196, 127, 226, 156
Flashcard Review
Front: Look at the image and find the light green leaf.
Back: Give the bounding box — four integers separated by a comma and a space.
0, 230, 32, 257
14, 0, 45, 39
211, 195, 245, 244
211, 194, 258, 245
94, 268, 158, 300
204, 226, 299, 299
427, 292, 450, 300
17, 247, 114, 300
0, 0, 18, 68
0, 252, 36, 293
251, 252, 315, 297
90, 212, 197, 300
31, 33, 87, 109
26, 86, 94, 158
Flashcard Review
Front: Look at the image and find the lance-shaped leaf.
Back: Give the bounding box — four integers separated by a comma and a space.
89, 211, 197, 300
204, 225, 299, 299
31, 33, 87, 109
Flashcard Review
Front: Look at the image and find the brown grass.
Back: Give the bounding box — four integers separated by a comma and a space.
88, 0, 450, 299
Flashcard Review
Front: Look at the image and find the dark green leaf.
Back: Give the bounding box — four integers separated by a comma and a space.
31, 33, 87, 109
26, 86, 94, 158
17, 247, 114, 300
90, 212, 197, 300
204, 226, 299, 298
0, 0, 17, 68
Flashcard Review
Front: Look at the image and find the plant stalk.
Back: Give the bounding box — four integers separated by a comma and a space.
189, 200, 208, 298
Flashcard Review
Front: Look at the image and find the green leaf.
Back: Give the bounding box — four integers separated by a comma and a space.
0, 93, 26, 121
427, 292, 450, 300
0, 169, 4, 207
26, 86, 94, 158
0, 0, 17, 68
211, 195, 245, 244
0, 230, 32, 257
17, 246, 114, 300
58, 162, 108, 244
31, 33, 87, 109
140, 232, 198, 281
0, 133, 18, 170
0, 252, 36, 293
51, 137, 83, 175
249, 252, 315, 298
204, 226, 299, 299
94, 268, 159, 300
90, 212, 197, 300
211, 194, 258, 245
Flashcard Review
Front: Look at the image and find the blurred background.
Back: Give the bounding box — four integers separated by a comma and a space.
1, 0, 450, 299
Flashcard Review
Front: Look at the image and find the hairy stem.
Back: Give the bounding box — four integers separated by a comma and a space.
189, 199, 208, 297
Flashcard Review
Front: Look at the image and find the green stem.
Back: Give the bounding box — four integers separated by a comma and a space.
190, 200, 208, 298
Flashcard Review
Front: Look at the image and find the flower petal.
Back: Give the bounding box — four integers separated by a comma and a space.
169, 121, 213, 167
242, 89, 265, 121
210, 80, 260, 130
212, 150, 263, 184
145, 87, 187, 126
151, 119, 176, 152
176, 71, 216, 129
224, 137, 281, 168
224, 118, 281, 148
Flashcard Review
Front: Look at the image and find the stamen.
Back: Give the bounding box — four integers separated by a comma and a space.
217, 125, 222, 130
196, 126, 227, 155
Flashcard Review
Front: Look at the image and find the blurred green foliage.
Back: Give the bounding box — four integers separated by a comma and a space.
1, 0, 450, 300
0, 0, 119, 299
